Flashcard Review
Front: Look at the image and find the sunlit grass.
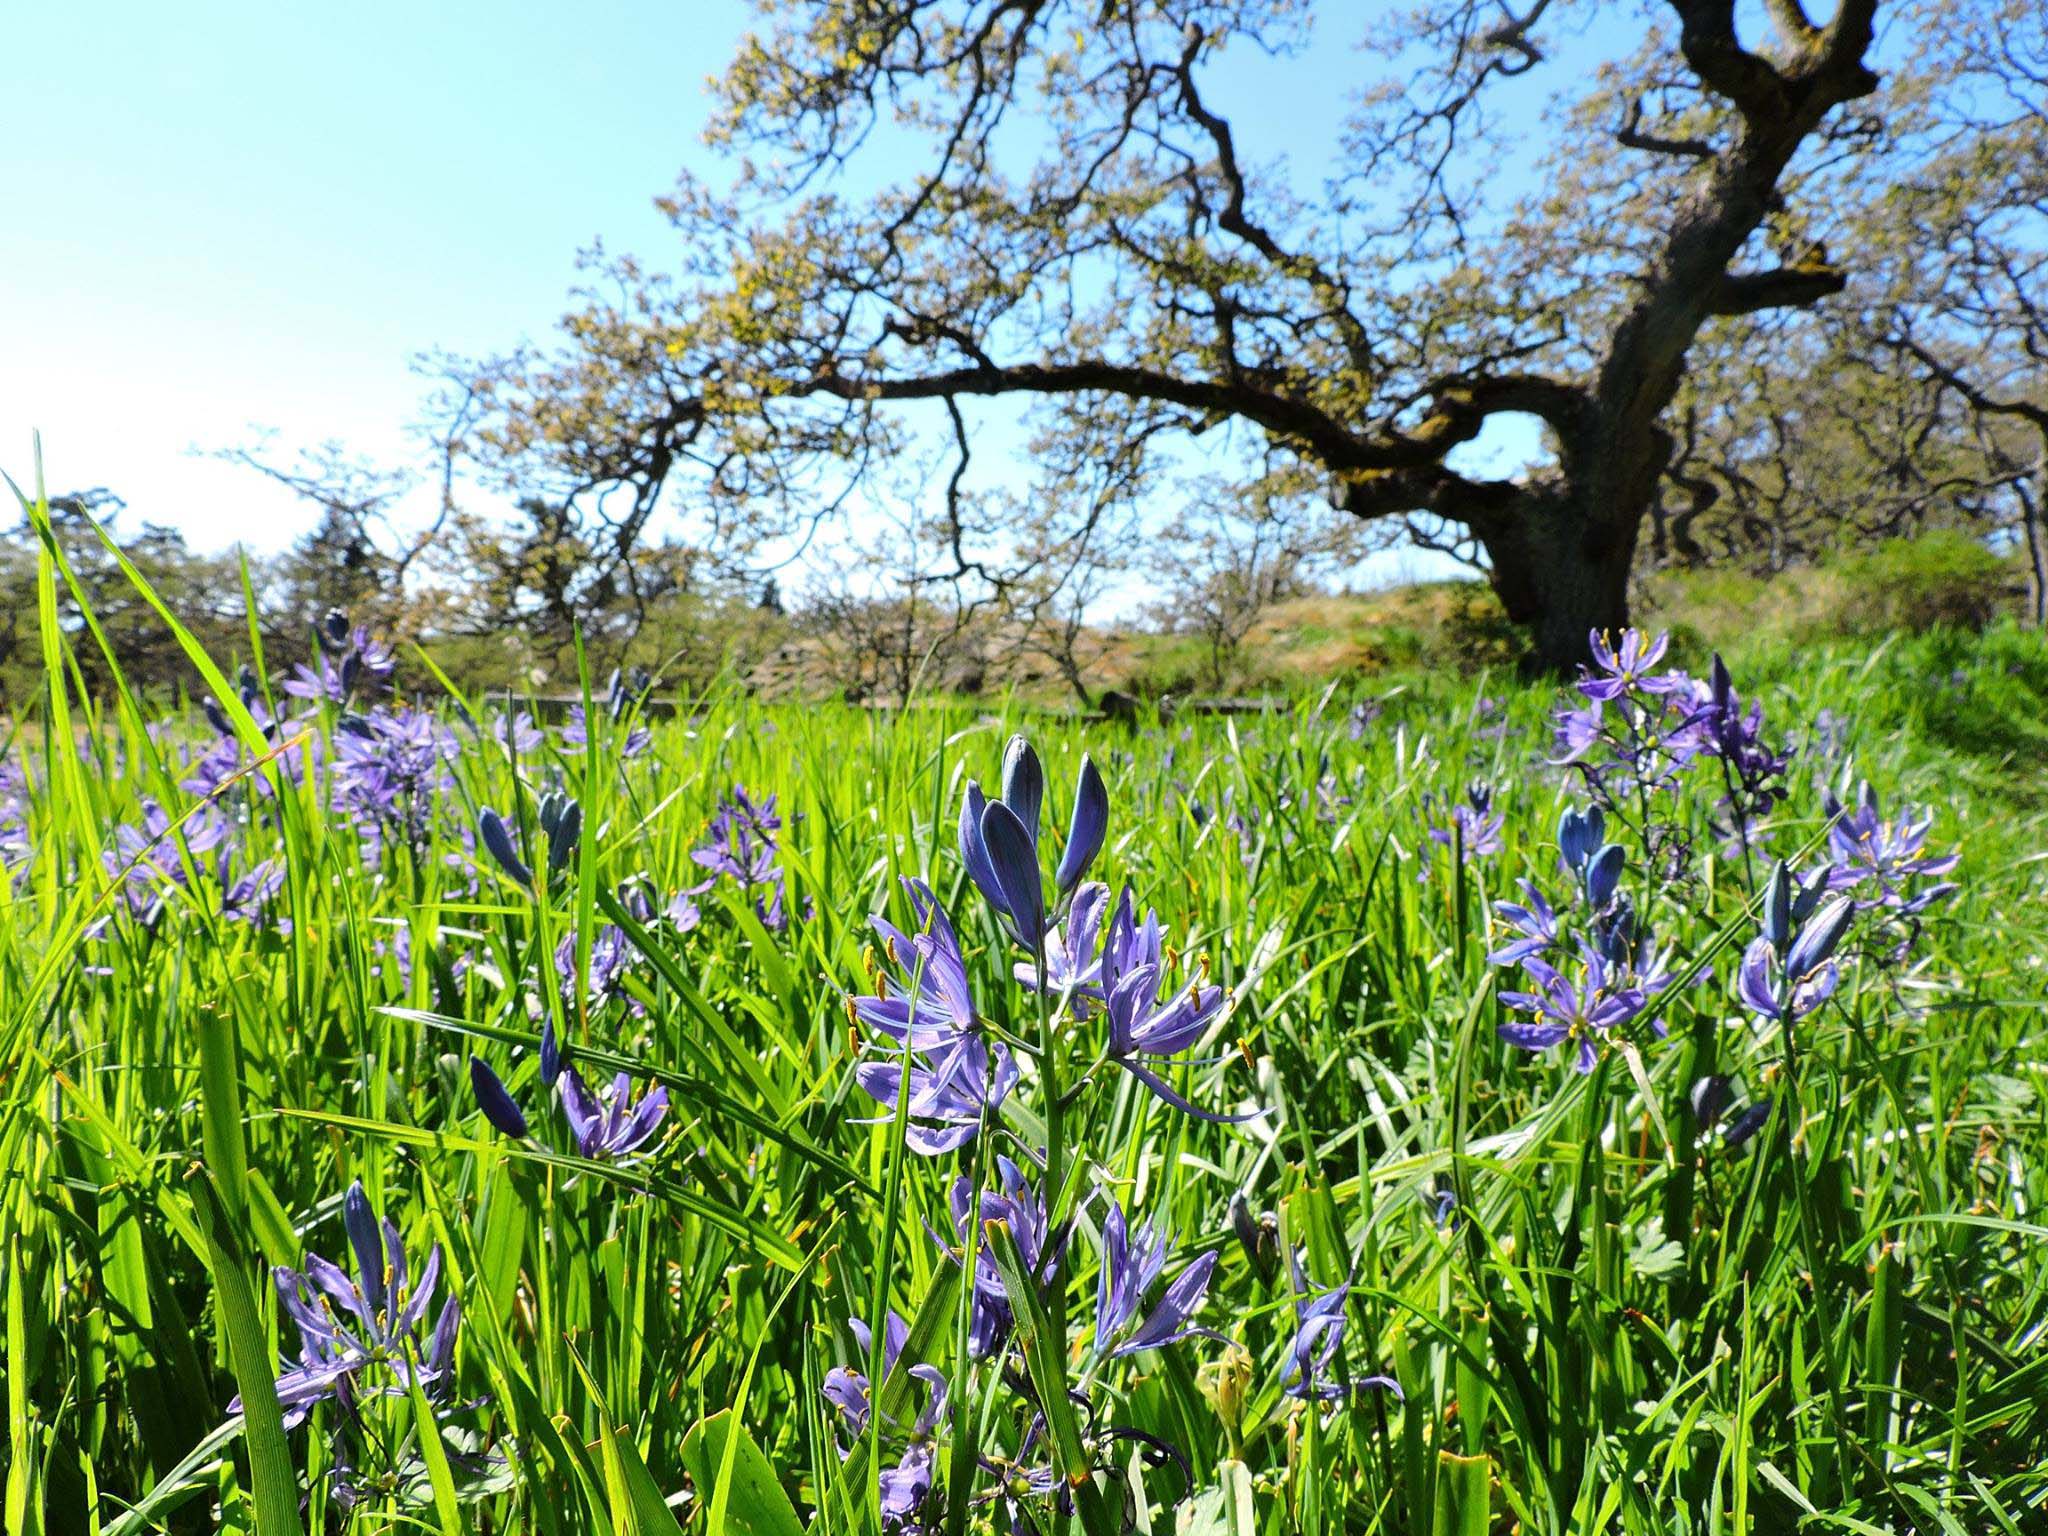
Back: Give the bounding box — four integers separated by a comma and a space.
3, 473, 2046, 1534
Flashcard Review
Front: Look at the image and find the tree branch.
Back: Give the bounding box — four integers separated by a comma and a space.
1706, 261, 1848, 315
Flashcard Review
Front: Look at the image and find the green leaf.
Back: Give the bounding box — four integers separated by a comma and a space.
681, 1411, 803, 1536
983, 1219, 1118, 1536
190, 1175, 304, 1536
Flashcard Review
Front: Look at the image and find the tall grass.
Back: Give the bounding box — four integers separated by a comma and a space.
3, 473, 2046, 1534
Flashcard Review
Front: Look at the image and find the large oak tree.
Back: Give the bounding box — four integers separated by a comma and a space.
470, 0, 1898, 668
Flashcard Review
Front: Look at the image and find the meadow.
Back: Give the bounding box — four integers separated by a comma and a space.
4, 520, 2048, 1535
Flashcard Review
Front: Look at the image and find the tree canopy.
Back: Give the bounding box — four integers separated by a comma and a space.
455, 0, 1932, 667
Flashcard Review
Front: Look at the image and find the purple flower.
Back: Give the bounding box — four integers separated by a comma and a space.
105, 800, 228, 923
1736, 933, 1840, 1023
489, 711, 544, 754
554, 923, 639, 1014
217, 853, 289, 930
1498, 947, 1647, 1073
1825, 783, 1959, 911
822, 1310, 908, 1436
1578, 629, 1684, 702
1281, 1250, 1397, 1402
1488, 881, 1556, 966
558, 1068, 669, 1161
693, 786, 781, 884
1426, 783, 1504, 865
1741, 873, 1854, 1026
559, 705, 652, 759
283, 624, 395, 704
330, 708, 456, 856
234, 1181, 460, 1427
933, 1159, 1064, 1358
1022, 879, 1110, 997
1096, 887, 1249, 1121
1092, 1200, 1218, 1359
851, 880, 1021, 1154
855, 1035, 1019, 1156
857, 880, 978, 1052
1689, 1074, 1734, 1129
0, 759, 31, 877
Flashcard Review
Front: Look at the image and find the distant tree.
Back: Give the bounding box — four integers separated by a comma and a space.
1149, 476, 1352, 689
1, 490, 247, 705
1874, 0, 2048, 623
1646, 316, 2028, 575
464, 0, 1901, 668
223, 361, 485, 655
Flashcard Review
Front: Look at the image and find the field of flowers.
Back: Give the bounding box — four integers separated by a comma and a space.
4, 528, 2048, 1534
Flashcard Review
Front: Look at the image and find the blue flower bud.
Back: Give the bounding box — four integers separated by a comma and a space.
979, 798, 1045, 945
342, 1181, 385, 1316
1764, 861, 1793, 951
959, 781, 1004, 913
1689, 1074, 1733, 1128
478, 808, 533, 888
1000, 735, 1044, 845
469, 1056, 529, 1138
1585, 842, 1626, 909
1787, 896, 1854, 979
539, 1019, 562, 1088
1558, 804, 1604, 872
1724, 1099, 1773, 1152
545, 799, 582, 873
1054, 754, 1108, 894
203, 698, 233, 737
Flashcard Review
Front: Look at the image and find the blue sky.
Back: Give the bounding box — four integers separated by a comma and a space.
1, 0, 1534, 584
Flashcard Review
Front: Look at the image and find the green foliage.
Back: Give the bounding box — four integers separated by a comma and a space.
1831, 531, 2019, 635
3, 487, 2048, 1533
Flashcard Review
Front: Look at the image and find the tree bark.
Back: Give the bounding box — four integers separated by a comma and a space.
1475, 485, 1641, 672
2023, 435, 2048, 629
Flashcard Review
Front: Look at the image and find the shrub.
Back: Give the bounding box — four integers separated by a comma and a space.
1830, 531, 2016, 635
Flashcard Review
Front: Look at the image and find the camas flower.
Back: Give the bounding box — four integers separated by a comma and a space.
489, 710, 544, 754
1092, 1199, 1218, 1359
693, 785, 781, 885
1024, 879, 1110, 997
1097, 888, 1247, 1120
0, 759, 31, 877
855, 1035, 1019, 1157
1825, 782, 1959, 912
959, 736, 1107, 948
105, 800, 228, 923
560, 704, 652, 759
1488, 880, 1557, 966
559, 1068, 669, 1161
330, 708, 456, 856
822, 1310, 909, 1437
933, 1159, 1064, 1358
821, 1310, 949, 1491
1426, 782, 1504, 863
852, 880, 1020, 1154
236, 1181, 460, 1426
1498, 946, 1648, 1073
1281, 1250, 1398, 1402
283, 623, 395, 704
555, 923, 639, 1014
1579, 629, 1687, 702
